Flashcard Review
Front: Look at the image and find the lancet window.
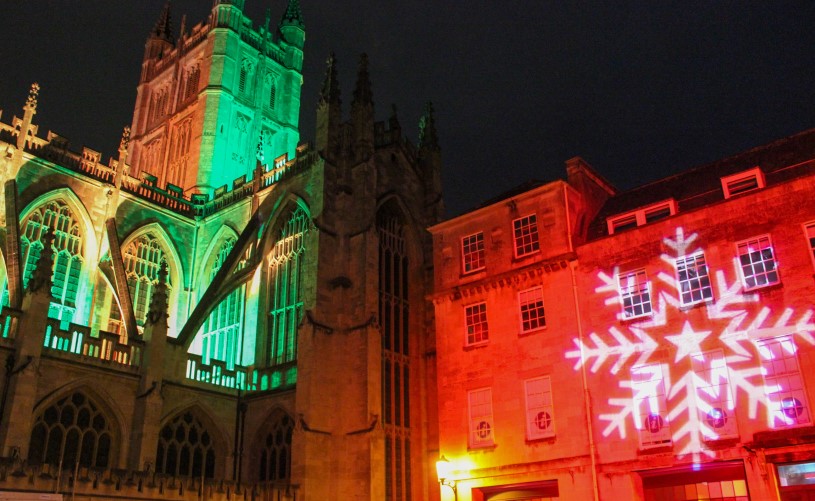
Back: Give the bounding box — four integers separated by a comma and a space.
155, 411, 216, 478
201, 237, 245, 369
122, 233, 171, 328
2, 200, 84, 326
257, 412, 293, 483
378, 208, 411, 501
267, 206, 308, 366
28, 392, 113, 469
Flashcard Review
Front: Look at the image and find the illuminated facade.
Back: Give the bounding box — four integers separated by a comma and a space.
0, 2, 442, 500
431, 134, 815, 500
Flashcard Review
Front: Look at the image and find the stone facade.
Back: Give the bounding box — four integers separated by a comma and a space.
431, 133, 815, 500
0, 2, 442, 500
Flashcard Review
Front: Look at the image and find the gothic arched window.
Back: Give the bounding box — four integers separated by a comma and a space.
155, 411, 216, 478
3, 199, 85, 327
267, 206, 308, 366
200, 237, 245, 369
121, 233, 171, 328
185, 66, 200, 100
377, 207, 412, 501
268, 80, 277, 109
257, 412, 293, 483
28, 392, 113, 469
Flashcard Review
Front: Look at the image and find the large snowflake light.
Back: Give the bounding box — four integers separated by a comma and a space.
566, 227, 815, 460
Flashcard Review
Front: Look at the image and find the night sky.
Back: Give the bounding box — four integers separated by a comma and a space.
1, 1, 814, 217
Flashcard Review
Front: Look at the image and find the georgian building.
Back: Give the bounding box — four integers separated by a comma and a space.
0, 1, 442, 500
430, 132, 815, 500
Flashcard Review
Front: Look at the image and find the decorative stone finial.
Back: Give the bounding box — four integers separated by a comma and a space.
320, 53, 341, 105
119, 126, 131, 154
147, 261, 169, 325
352, 53, 373, 107
28, 227, 55, 293
256, 131, 265, 164
418, 101, 439, 150
25, 83, 40, 111
279, 0, 305, 28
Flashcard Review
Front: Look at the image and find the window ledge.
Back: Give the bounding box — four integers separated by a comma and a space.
519, 327, 546, 338
463, 341, 490, 352
637, 444, 674, 455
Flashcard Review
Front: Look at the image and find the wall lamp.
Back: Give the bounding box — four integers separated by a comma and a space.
436, 455, 458, 501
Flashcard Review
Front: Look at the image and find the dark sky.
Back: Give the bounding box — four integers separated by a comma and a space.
2, 1, 814, 217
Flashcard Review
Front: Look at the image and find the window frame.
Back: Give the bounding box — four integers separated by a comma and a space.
755, 335, 811, 429
721, 166, 765, 199
464, 302, 489, 346
631, 363, 673, 449
461, 231, 486, 274
606, 199, 677, 235
736, 234, 780, 291
675, 251, 714, 307
518, 286, 546, 333
690, 350, 738, 440
467, 387, 495, 448
512, 213, 540, 258
524, 376, 555, 440
804, 221, 815, 272
618, 269, 653, 320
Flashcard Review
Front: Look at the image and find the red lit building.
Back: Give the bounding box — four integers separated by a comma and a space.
431, 131, 815, 500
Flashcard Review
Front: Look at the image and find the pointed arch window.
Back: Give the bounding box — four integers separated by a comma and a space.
268, 80, 277, 109
200, 237, 245, 369
28, 391, 113, 469
121, 233, 171, 328
155, 411, 216, 478
267, 206, 308, 366
2, 200, 85, 327
185, 66, 200, 100
257, 412, 293, 483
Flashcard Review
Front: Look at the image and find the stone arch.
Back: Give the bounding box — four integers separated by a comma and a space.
118, 222, 184, 338
14, 187, 99, 325
155, 402, 229, 479
249, 406, 294, 484
197, 224, 242, 294
376, 193, 425, 265
28, 382, 125, 469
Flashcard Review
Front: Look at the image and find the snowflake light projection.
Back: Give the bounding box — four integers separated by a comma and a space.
567, 227, 815, 460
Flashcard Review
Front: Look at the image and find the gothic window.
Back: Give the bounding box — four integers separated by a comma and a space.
121, 233, 171, 328
377, 208, 411, 501
238, 60, 253, 94
168, 120, 191, 186
257, 412, 293, 483
267, 206, 308, 366
28, 392, 113, 468
200, 237, 245, 369
185, 66, 200, 100
155, 411, 216, 478
268, 80, 277, 109
2, 200, 84, 326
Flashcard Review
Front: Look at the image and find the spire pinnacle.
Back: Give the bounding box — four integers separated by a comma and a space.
147, 261, 169, 325
28, 228, 55, 294
150, 1, 175, 44
418, 101, 439, 150
25, 83, 40, 112
279, 0, 305, 28
320, 53, 341, 105
352, 53, 373, 107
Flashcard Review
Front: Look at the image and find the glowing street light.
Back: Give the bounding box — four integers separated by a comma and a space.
436, 455, 458, 500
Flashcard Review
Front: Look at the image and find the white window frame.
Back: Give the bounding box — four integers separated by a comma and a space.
518, 286, 546, 333
736, 234, 780, 291
606, 199, 677, 235
461, 232, 485, 274
675, 252, 714, 306
524, 376, 555, 440
804, 222, 815, 272
464, 302, 489, 346
756, 335, 811, 428
468, 387, 495, 448
618, 269, 653, 320
691, 350, 738, 440
512, 213, 540, 258
721, 166, 765, 199
631, 363, 672, 449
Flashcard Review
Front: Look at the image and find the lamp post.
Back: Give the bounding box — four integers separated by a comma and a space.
435, 456, 458, 501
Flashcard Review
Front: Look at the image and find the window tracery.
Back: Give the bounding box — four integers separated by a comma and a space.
257, 412, 293, 483
200, 237, 245, 369
155, 411, 216, 478
121, 233, 171, 329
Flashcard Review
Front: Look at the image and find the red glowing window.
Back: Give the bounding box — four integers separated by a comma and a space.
513, 214, 540, 258
468, 388, 494, 448
805, 222, 815, 271
631, 363, 672, 449
465, 302, 489, 345
756, 336, 811, 428
691, 350, 738, 440
676, 252, 713, 306
524, 376, 555, 440
721, 167, 765, 199
736, 235, 779, 290
461, 232, 485, 274
519, 287, 546, 332
618, 269, 652, 319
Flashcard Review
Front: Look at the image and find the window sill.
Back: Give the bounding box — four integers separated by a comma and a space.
512, 250, 541, 263
637, 443, 673, 455
468, 443, 497, 452
519, 327, 546, 337
463, 341, 489, 351
525, 434, 556, 445
742, 280, 782, 294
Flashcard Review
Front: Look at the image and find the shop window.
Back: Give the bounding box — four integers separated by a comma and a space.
618, 269, 652, 320
756, 335, 811, 428
465, 302, 489, 345
676, 252, 713, 306
519, 286, 545, 332
512, 214, 539, 258
736, 235, 779, 290
641, 461, 749, 501
468, 388, 494, 448
461, 232, 485, 274
778, 461, 815, 488
525, 376, 555, 440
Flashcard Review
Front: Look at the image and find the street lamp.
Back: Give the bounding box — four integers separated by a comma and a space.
435, 455, 458, 501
